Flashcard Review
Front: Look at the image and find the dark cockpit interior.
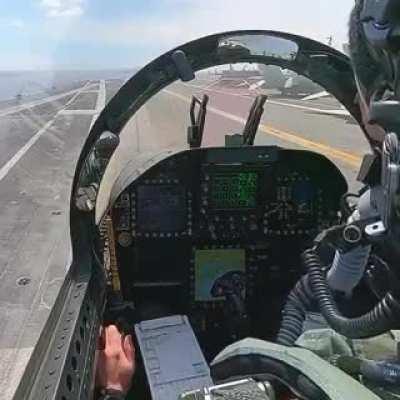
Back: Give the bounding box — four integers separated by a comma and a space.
107, 146, 347, 360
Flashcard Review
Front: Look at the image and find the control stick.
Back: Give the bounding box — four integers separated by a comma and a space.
211, 271, 248, 339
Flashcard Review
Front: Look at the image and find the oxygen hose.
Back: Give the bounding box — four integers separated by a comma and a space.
276, 275, 314, 346
334, 356, 400, 386
304, 248, 400, 339
277, 248, 400, 345
327, 246, 371, 296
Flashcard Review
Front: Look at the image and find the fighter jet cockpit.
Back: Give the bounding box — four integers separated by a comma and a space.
15, 31, 400, 400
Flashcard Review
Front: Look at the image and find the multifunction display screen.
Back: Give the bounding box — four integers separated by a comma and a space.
136, 185, 186, 232
194, 249, 245, 302
210, 172, 258, 209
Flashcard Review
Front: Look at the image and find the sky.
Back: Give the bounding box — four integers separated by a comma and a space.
0, 0, 355, 70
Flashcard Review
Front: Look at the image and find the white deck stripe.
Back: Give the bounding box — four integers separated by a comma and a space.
267, 99, 349, 115
58, 109, 98, 116
164, 89, 361, 167
182, 82, 349, 116
89, 79, 106, 131
0, 119, 55, 182
0, 85, 87, 117
80, 90, 99, 94
0, 82, 91, 182
96, 79, 106, 111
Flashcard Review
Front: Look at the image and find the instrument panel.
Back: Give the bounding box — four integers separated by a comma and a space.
110, 146, 347, 353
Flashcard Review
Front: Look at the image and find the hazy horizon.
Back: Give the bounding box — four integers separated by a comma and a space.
2, 1, 355, 70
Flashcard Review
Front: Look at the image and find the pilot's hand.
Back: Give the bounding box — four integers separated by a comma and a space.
75, 183, 98, 212
96, 324, 136, 396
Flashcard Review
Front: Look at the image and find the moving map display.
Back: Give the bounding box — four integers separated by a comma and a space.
210, 172, 258, 209
194, 249, 245, 301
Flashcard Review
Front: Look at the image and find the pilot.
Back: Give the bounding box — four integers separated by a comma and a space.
349, 0, 400, 257
95, 0, 400, 398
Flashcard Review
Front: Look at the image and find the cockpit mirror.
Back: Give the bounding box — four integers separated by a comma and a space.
217, 34, 299, 61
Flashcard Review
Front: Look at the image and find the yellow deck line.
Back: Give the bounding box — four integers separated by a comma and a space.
164, 89, 362, 168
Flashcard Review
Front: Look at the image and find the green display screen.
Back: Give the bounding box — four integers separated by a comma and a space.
210, 172, 258, 209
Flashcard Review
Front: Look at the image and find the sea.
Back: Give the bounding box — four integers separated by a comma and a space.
0, 69, 135, 103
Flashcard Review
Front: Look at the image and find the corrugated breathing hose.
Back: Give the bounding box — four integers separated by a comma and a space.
276, 275, 314, 346
304, 248, 400, 339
